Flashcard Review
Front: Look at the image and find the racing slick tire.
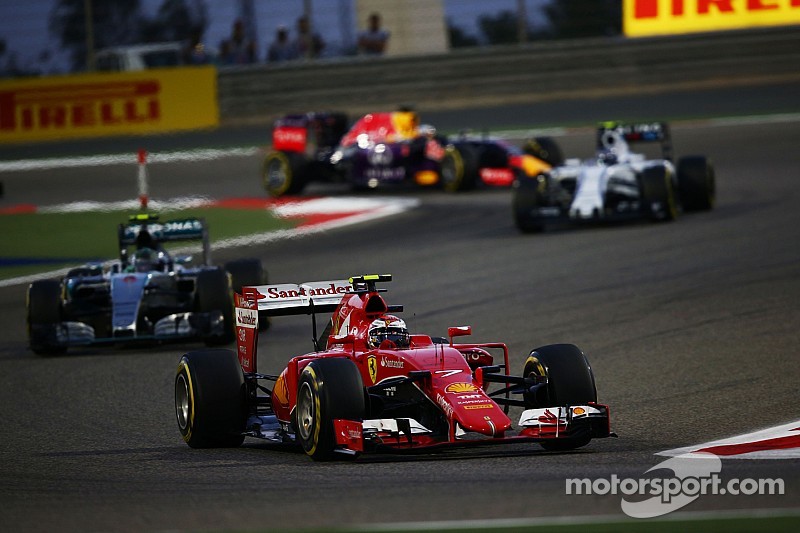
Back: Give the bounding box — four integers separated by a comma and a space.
512, 173, 548, 233
639, 166, 678, 222
224, 258, 266, 294
27, 280, 67, 355
262, 151, 308, 197
195, 269, 235, 346
523, 137, 564, 167
522, 344, 597, 451
677, 156, 715, 212
440, 144, 479, 192
294, 358, 365, 461
175, 349, 247, 448
224, 258, 270, 331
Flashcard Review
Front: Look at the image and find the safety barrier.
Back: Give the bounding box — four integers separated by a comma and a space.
217, 26, 800, 125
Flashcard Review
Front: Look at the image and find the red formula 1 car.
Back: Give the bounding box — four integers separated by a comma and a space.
175, 275, 612, 460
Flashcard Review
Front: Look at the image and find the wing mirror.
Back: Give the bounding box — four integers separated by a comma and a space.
448, 326, 472, 345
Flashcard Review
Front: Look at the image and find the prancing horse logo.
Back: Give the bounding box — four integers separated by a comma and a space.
367, 354, 377, 384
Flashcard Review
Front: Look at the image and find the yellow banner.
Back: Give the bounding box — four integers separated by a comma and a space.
624, 0, 800, 37
0, 66, 218, 143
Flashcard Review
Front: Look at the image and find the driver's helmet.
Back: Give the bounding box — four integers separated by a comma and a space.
368, 315, 410, 349
131, 247, 162, 273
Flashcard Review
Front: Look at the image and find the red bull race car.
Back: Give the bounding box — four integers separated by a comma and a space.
261, 110, 563, 197
175, 274, 612, 460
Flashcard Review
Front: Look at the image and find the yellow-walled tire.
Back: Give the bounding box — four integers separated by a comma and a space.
262, 151, 308, 197
175, 349, 246, 448
294, 358, 365, 461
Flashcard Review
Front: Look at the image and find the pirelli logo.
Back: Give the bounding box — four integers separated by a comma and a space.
0, 80, 160, 133
624, 0, 800, 36
0, 66, 218, 143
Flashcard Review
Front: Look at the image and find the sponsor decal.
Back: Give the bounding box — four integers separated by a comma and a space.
272, 126, 307, 152
624, 0, 800, 37
235, 308, 258, 328
436, 393, 454, 418
381, 357, 404, 369
266, 282, 349, 300
367, 354, 378, 384
424, 139, 445, 161
1, 67, 217, 143
479, 167, 515, 186
573, 407, 586, 416
538, 409, 559, 424
445, 382, 479, 394
464, 403, 494, 410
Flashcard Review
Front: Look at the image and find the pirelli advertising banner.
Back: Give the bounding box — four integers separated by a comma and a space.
625, 0, 800, 37
0, 66, 218, 144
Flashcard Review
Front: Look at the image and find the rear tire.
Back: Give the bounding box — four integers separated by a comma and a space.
262, 151, 307, 197
522, 344, 597, 451
175, 349, 247, 448
440, 144, 479, 192
224, 258, 269, 331
195, 269, 234, 345
27, 280, 66, 355
677, 156, 715, 212
294, 358, 365, 461
639, 166, 678, 222
224, 258, 266, 294
523, 137, 564, 167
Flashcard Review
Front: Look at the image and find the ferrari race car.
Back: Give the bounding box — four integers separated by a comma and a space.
26, 214, 266, 355
174, 274, 612, 460
261, 110, 563, 197
512, 121, 716, 233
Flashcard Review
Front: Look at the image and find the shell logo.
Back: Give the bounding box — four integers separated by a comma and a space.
445, 382, 478, 394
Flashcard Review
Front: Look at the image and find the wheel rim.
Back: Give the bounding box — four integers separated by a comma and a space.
175, 373, 191, 431
265, 158, 288, 193
296, 381, 315, 441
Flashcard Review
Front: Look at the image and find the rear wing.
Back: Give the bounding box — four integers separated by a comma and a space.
236, 279, 352, 373
243, 280, 353, 317
597, 121, 672, 161
236, 275, 397, 372
118, 214, 211, 265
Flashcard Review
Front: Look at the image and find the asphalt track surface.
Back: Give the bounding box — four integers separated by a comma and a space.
1, 83, 799, 532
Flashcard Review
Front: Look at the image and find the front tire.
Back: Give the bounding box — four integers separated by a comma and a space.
639, 166, 678, 222
295, 358, 365, 461
175, 349, 247, 448
27, 280, 66, 355
512, 173, 548, 233
523, 344, 597, 451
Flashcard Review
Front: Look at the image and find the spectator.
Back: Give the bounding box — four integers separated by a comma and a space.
358, 12, 390, 56
267, 25, 297, 63
223, 19, 256, 64
292, 15, 324, 59
183, 29, 212, 65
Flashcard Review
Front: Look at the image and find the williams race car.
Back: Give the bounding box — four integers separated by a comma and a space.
175, 274, 612, 460
512, 121, 715, 233
26, 214, 266, 355
262, 110, 563, 196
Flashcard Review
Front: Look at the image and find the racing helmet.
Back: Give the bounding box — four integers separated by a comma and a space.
368, 315, 410, 349
131, 247, 159, 273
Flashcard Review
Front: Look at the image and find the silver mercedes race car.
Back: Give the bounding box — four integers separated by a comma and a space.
512, 121, 715, 233
26, 214, 266, 355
